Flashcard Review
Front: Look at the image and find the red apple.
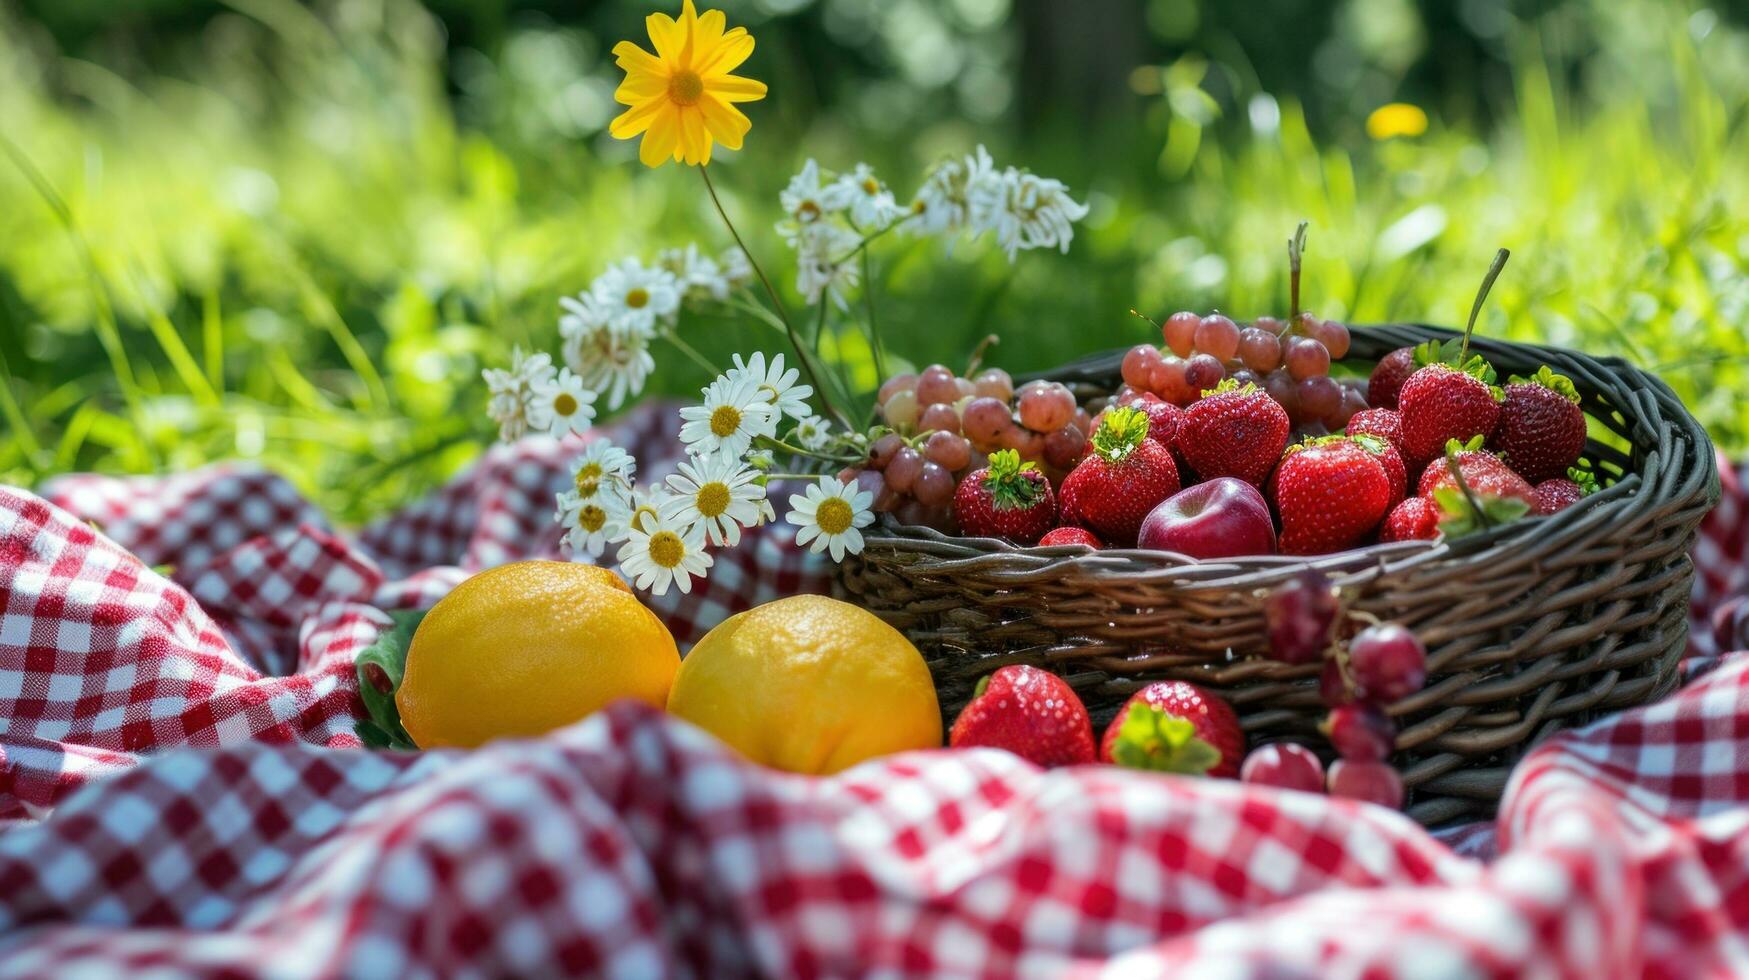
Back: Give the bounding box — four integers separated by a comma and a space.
1137, 477, 1277, 558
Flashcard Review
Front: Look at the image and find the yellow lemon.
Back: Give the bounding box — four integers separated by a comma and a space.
397, 560, 678, 749
666, 595, 941, 774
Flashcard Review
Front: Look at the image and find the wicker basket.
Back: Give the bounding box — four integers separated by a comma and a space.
837, 324, 1720, 825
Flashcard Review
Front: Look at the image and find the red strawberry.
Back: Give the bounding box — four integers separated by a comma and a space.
1039, 526, 1102, 548
1271, 436, 1394, 555
950, 665, 1096, 767
1346, 408, 1405, 458
1176, 380, 1291, 488
1381, 496, 1440, 541
953, 449, 1058, 545
1417, 437, 1534, 504
1100, 681, 1245, 779
1367, 346, 1417, 410
1059, 407, 1181, 546
1350, 433, 1406, 508
1091, 398, 1182, 452
1397, 342, 1503, 466
1490, 366, 1587, 483
1531, 468, 1598, 516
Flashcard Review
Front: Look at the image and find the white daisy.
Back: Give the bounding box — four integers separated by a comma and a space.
909, 145, 995, 238
776, 159, 847, 241
617, 512, 712, 596
786, 476, 875, 561
567, 440, 637, 500
834, 163, 904, 231
560, 309, 655, 410
556, 489, 623, 558
718, 247, 753, 291
970, 167, 1090, 261
482, 346, 555, 442
605, 482, 668, 542
527, 368, 598, 437
658, 243, 731, 304
678, 373, 778, 460
794, 221, 862, 309
793, 415, 832, 450
659, 455, 766, 548
589, 258, 681, 335
727, 351, 813, 421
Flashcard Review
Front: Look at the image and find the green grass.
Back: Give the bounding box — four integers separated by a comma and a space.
3, 0, 1746, 523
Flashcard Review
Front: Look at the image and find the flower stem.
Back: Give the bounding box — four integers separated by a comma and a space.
699, 164, 852, 431
1460, 248, 1511, 363
861, 248, 888, 380
661, 329, 719, 377
756, 434, 861, 465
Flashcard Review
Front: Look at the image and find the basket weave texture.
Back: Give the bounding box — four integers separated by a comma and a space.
837, 324, 1721, 825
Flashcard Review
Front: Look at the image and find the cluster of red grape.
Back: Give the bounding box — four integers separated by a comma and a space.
1121, 311, 1368, 431
1237, 569, 1429, 809
845, 364, 1091, 533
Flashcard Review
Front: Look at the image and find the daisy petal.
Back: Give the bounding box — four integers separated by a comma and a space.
697, 95, 751, 151
610, 98, 665, 139
640, 108, 681, 167
697, 28, 754, 77
706, 73, 767, 104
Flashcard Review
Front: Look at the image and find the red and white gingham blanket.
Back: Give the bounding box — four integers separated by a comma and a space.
2, 405, 1746, 977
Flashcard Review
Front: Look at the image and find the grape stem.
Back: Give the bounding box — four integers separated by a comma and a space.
1287, 221, 1309, 321
1129, 308, 1163, 333
963, 334, 1000, 377
1459, 248, 1511, 363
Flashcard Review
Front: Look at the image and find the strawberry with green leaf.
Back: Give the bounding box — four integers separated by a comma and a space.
1532, 467, 1600, 515
1399, 249, 1511, 466
1100, 680, 1245, 779
1177, 379, 1291, 488
949, 665, 1096, 767
952, 448, 1058, 545
1417, 436, 1534, 505
1059, 406, 1181, 545
1271, 435, 1395, 555
1490, 365, 1588, 482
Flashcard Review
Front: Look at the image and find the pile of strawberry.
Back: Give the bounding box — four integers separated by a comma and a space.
940, 248, 1598, 555
947, 568, 1432, 808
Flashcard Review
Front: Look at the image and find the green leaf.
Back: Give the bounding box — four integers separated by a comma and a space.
1091, 406, 1149, 462
982, 449, 1045, 511
1568, 468, 1600, 495
1508, 365, 1581, 403
1433, 487, 1531, 538
1413, 341, 1499, 389
353, 608, 426, 751
1109, 704, 1223, 776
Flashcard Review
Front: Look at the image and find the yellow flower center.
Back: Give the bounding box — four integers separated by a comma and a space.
648, 531, 685, 568
667, 69, 704, 106
816, 498, 854, 536
861, 177, 880, 195
911, 199, 927, 214
578, 505, 606, 533
757, 383, 781, 403
798, 200, 821, 221
709, 404, 742, 438
554, 392, 578, 416
696, 481, 731, 518
632, 504, 659, 532
574, 462, 603, 496
625, 287, 650, 309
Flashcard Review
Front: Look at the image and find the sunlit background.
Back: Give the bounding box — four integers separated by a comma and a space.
3, 0, 1746, 520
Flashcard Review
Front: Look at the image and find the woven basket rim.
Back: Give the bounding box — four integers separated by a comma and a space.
857, 322, 1720, 590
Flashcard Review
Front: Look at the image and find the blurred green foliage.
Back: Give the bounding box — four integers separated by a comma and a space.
2, 0, 1747, 522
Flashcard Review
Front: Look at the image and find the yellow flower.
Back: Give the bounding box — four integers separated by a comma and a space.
1366, 103, 1429, 141
609, 0, 767, 168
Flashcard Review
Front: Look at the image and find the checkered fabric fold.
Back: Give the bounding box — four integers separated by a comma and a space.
2, 410, 1746, 977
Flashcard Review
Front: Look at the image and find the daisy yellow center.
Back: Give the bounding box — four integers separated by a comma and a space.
816, 498, 854, 536
625, 287, 650, 309
757, 383, 781, 403
667, 69, 704, 107
798, 200, 821, 221
575, 463, 603, 496
911, 199, 927, 214
861, 177, 880, 195
578, 505, 606, 532
648, 531, 685, 568
632, 504, 659, 532
696, 481, 731, 518
554, 393, 579, 416
710, 404, 742, 438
